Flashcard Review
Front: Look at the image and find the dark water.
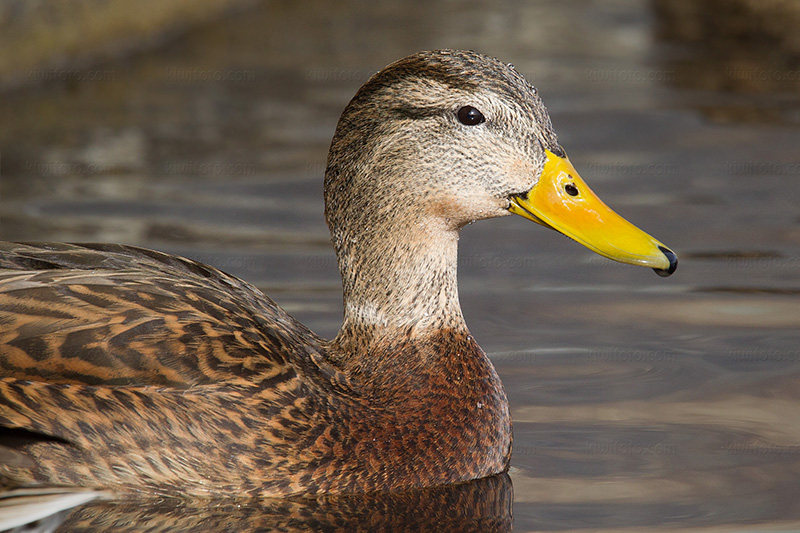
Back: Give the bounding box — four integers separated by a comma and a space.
2, 0, 800, 531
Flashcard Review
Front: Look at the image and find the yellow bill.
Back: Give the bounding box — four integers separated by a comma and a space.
510, 149, 677, 277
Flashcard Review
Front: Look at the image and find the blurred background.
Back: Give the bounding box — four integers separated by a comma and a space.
1, 0, 799, 531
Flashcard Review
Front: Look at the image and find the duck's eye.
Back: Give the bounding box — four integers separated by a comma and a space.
457, 106, 485, 126
564, 183, 579, 196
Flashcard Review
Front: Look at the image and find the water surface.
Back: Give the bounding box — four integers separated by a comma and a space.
2, 1, 800, 531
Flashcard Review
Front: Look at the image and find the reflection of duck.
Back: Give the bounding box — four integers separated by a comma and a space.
0, 50, 676, 498
5, 473, 513, 532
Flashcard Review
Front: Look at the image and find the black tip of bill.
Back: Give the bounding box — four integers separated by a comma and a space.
653, 246, 678, 277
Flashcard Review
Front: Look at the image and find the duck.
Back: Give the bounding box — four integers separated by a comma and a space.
0, 49, 677, 498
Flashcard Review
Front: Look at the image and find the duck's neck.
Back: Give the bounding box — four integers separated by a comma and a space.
339, 220, 466, 333
331, 217, 468, 354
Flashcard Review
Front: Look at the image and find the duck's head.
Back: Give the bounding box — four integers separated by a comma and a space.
324, 50, 676, 278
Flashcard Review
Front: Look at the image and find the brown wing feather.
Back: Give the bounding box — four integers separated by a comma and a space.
0, 243, 336, 494
0, 242, 324, 388
0, 378, 315, 495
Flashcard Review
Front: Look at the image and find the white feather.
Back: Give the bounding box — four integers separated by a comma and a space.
0, 488, 107, 532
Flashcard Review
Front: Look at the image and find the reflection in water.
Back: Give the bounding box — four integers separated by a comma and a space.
14, 475, 511, 532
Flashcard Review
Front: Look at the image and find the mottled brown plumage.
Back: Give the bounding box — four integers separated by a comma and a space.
0, 49, 568, 498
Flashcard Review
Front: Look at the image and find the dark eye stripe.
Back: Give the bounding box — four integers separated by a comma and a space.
390, 107, 442, 120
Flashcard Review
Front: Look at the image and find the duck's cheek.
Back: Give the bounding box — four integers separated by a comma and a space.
499, 157, 540, 194
427, 193, 508, 228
